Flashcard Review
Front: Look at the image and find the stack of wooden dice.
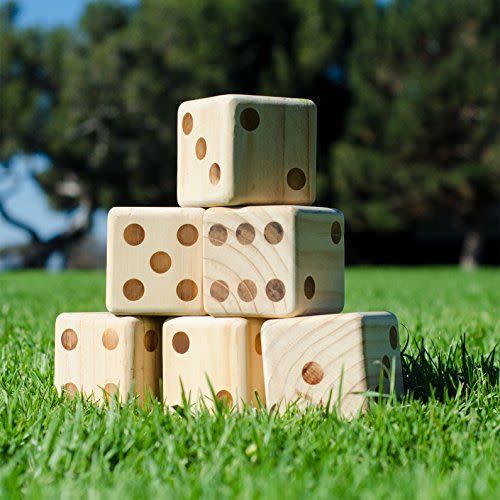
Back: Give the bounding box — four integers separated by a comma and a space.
54, 95, 404, 416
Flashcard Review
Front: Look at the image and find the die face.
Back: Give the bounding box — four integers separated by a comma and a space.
106, 207, 205, 315
177, 96, 235, 207
261, 313, 367, 416
177, 96, 234, 207
261, 312, 403, 417
54, 313, 162, 402
162, 316, 264, 408
133, 316, 163, 402
295, 208, 344, 315
177, 94, 316, 207
203, 206, 298, 318
203, 206, 344, 318
361, 312, 404, 396
231, 96, 316, 205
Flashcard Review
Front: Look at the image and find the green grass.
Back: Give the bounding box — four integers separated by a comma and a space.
0, 268, 498, 499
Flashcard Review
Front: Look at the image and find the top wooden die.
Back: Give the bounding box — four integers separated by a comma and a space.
177, 95, 317, 207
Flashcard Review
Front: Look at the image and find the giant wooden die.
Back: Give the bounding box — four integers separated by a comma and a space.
163, 316, 265, 408
261, 312, 404, 416
203, 205, 344, 318
177, 95, 316, 207
106, 207, 205, 315
55, 312, 162, 402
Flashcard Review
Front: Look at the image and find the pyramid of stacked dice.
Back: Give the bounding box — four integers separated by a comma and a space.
54, 95, 404, 416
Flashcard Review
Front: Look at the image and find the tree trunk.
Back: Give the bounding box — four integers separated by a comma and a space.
459, 229, 483, 269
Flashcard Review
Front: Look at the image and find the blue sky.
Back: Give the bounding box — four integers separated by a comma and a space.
15, 0, 86, 27
14, 0, 136, 28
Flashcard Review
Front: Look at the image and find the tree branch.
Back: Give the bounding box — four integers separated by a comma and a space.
0, 198, 42, 243
0, 180, 96, 268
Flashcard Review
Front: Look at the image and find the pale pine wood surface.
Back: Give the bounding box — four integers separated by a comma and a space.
296, 208, 345, 315
203, 206, 344, 318
261, 312, 404, 416
54, 312, 162, 403
177, 94, 316, 207
163, 316, 265, 408
106, 207, 205, 315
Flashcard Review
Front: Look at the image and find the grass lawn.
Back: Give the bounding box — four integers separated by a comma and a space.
0, 268, 498, 499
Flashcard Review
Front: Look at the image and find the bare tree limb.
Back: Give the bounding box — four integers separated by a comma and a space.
0, 198, 42, 243
0, 175, 96, 268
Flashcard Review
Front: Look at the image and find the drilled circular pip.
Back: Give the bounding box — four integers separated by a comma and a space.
150, 251, 172, 274
123, 279, 145, 301
237, 279, 257, 302
208, 224, 228, 246
302, 361, 324, 385
63, 382, 78, 398
239, 107, 260, 131
176, 279, 198, 302
216, 390, 233, 406
331, 221, 342, 244
236, 223, 255, 245
255, 332, 262, 355
264, 222, 284, 244
287, 168, 306, 190
182, 112, 193, 135
266, 279, 286, 302
209, 163, 221, 185
102, 328, 119, 350
104, 383, 118, 400
210, 280, 230, 302
123, 224, 145, 246
172, 331, 190, 354
177, 224, 199, 246
195, 137, 207, 160
61, 329, 78, 351
144, 330, 159, 352
304, 276, 315, 300
389, 326, 398, 349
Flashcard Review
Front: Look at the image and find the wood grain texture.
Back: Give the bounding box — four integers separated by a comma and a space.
261, 312, 404, 417
163, 316, 265, 409
203, 206, 344, 318
177, 94, 316, 207
106, 207, 205, 315
54, 312, 162, 403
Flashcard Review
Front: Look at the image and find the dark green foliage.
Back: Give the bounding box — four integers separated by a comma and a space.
402, 335, 498, 402
331, 0, 500, 237
0, 3, 70, 158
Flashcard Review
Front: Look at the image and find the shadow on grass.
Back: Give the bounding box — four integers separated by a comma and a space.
401, 333, 499, 402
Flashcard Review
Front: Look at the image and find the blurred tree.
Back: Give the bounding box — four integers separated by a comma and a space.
0, 1, 91, 266
330, 0, 500, 266
8, 0, 496, 267
1, 0, 352, 268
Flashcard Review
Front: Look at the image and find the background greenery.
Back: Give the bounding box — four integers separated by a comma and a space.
0, 268, 498, 498
1, 0, 499, 267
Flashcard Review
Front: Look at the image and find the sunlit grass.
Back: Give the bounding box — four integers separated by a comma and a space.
0, 268, 498, 499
